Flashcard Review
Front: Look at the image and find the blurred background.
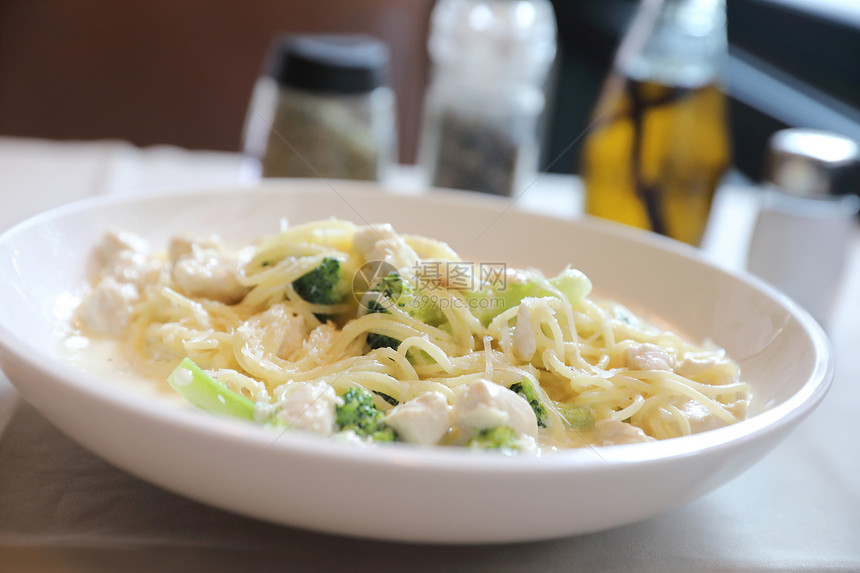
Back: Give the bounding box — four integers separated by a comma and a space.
1, 0, 859, 179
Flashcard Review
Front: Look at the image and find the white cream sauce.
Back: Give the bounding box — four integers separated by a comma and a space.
60, 334, 186, 406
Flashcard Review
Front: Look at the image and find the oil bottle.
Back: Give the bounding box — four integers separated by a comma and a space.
581, 0, 730, 246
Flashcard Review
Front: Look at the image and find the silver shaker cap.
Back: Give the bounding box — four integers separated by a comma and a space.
764, 128, 860, 198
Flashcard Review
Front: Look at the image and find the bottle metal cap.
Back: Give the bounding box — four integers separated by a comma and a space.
428, 0, 557, 80
765, 128, 860, 198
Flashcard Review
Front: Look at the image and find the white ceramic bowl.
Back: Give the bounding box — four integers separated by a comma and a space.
0, 181, 833, 543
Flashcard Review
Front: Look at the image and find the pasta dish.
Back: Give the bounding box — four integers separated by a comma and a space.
71, 219, 750, 453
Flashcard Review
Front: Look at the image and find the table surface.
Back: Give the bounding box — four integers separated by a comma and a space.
1, 136, 858, 572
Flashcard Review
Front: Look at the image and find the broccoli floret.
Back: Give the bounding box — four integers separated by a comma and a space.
373, 390, 399, 406
365, 298, 403, 350
561, 406, 594, 429
510, 378, 547, 428
167, 358, 255, 420
370, 272, 444, 324
467, 426, 520, 452
293, 257, 344, 305
366, 332, 403, 350
363, 271, 445, 349
372, 272, 405, 303
335, 387, 396, 442
464, 268, 592, 325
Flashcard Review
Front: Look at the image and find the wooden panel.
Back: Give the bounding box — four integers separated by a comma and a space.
0, 0, 434, 162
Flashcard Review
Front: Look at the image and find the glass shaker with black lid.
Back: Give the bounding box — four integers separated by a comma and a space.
243, 34, 396, 181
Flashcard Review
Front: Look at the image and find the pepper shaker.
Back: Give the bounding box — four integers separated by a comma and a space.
242, 34, 396, 181
747, 128, 860, 326
418, 0, 557, 197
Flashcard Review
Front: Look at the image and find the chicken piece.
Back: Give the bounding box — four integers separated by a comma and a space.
512, 298, 554, 362
385, 392, 453, 445
454, 379, 538, 439
353, 224, 421, 276
76, 276, 139, 335
625, 342, 676, 371
238, 304, 311, 361
275, 381, 341, 436
673, 396, 749, 434
302, 323, 339, 363
96, 230, 150, 266
172, 248, 249, 304
95, 230, 161, 289
105, 250, 162, 289
677, 355, 719, 377
676, 354, 740, 386
513, 301, 537, 362
728, 397, 748, 420
592, 419, 656, 446
168, 233, 221, 265
275, 310, 309, 360
673, 399, 726, 434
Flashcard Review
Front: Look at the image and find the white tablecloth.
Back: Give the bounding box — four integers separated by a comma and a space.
1, 136, 858, 572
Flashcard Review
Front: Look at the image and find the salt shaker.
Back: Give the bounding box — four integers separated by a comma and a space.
242, 34, 396, 181
747, 128, 860, 326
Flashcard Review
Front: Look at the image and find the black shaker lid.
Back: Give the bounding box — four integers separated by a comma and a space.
265, 34, 390, 94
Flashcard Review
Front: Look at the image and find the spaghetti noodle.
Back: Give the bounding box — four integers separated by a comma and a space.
72, 219, 750, 453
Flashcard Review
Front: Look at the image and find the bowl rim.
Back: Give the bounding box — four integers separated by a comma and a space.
0, 182, 835, 473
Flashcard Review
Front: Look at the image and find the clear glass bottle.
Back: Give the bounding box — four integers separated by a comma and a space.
242, 34, 396, 181
581, 0, 731, 246
418, 0, 557, 196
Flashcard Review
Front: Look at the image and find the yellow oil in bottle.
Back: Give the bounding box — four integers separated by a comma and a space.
582, 76, 730, 246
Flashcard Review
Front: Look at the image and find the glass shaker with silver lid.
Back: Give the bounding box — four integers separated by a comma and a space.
747, 128, 860, 326
418, 0, 557, 197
